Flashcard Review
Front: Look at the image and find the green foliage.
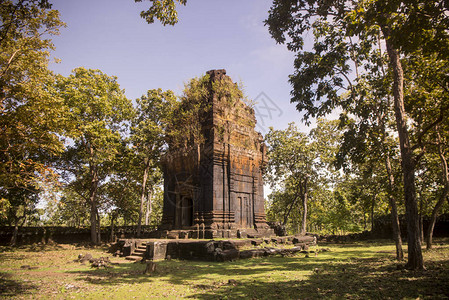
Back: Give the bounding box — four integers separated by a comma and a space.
47, 189, 90, 227
56, 67, 133, 243
265, 122, 320, 233
0, 0, 68, 227
265, 119, 389, 235
130, 89, 175, 230
135, 0, 187, 26
166, 74, 210, 149
265, 0, 449, 268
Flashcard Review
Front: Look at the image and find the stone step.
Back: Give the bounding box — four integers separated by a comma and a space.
125, 255, 143, 261
134, 249, 146, 254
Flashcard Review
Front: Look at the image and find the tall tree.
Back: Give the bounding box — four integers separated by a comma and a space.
131, 89, 175, 237
265, 123, 319, 234
264, 0, 449, 270
0, 0, 69, 241
403, 53, 449, 249
336, 57, 405, 260
56, 68, 133, 245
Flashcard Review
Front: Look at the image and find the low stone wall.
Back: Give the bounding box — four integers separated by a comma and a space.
0, 225, 158, 245
371, 214, 449, 239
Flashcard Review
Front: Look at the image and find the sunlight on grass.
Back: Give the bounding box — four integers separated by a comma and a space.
1, 240, 448, 299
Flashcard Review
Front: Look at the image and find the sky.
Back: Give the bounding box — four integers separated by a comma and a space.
48, 0, 309, 134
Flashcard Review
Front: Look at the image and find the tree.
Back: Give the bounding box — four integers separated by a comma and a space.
56, 68, 133, 245
0, 0, 69, 242
131, 89, 175, 237
263, 0, 449, 270
347, 0, 449, 270
265, 123, 319, 235
46, 188, 90, 227
335, 57, 405, 260
403, 53, 449, 249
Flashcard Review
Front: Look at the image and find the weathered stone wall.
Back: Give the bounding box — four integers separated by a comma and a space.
0, 225, 158, 245
161, 69, 273, 238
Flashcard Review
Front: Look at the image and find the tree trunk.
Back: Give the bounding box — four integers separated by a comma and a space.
10, 218, 19, 246
363, 212, 367, 231
300, 180, 308, 235
382, 26, 423, 270
96, 209, 101, 244
377, 34, 404, 261
89, 147, 99, 245
137, 159, 150, 237
427, 193, 447, 249
426, 131, 449, 249
145, 188, 153, 225
89, 191, 98, 245
385, 154, 404, 260
371, 193, 375, 231
282, 193, 300, 226
110, 214, 116, 242
419, 213, 423, 243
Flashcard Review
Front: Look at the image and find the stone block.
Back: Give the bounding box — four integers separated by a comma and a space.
216, 249, 239, 262
122, 239, 135, 257
167, 232, 179, 239
250, 239, 263, 246
146, 241, 168, 260
232, 239, 252, 249
292, 235, 315, 244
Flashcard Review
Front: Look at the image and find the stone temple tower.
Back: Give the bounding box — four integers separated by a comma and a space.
160, 69, 273, 239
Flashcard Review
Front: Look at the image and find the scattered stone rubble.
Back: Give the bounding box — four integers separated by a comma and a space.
110, 234, 317, 262
77, 253, 111, 268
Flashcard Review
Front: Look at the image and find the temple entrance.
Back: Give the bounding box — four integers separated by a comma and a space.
176, 196, 193, 227
235, 194, 253, 228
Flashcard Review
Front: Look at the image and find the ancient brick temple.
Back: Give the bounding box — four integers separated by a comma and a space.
160, 69, 273, 239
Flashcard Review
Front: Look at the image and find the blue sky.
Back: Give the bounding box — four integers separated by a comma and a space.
48, 0, 310, 134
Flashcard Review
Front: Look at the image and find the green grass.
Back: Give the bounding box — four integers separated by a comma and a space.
1, 239, 448, 299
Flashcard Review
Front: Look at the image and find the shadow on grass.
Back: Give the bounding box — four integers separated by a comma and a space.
0, 272, 38, 297
67, 261, 155, 286
66, 245, 449, 299
187, 257, 449, 299
67, 248, 385, 283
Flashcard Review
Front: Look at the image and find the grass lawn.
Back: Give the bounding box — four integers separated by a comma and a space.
1, 239, 448, 299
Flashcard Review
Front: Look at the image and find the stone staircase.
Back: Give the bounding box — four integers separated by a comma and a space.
125, 242, 147, 261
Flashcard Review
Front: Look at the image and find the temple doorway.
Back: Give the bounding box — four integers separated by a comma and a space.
235, 194, 253, 228
179, 197, 193, 227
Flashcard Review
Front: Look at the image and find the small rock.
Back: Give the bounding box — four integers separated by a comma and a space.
64, 284, 78, 290
78, 253, 93, 263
